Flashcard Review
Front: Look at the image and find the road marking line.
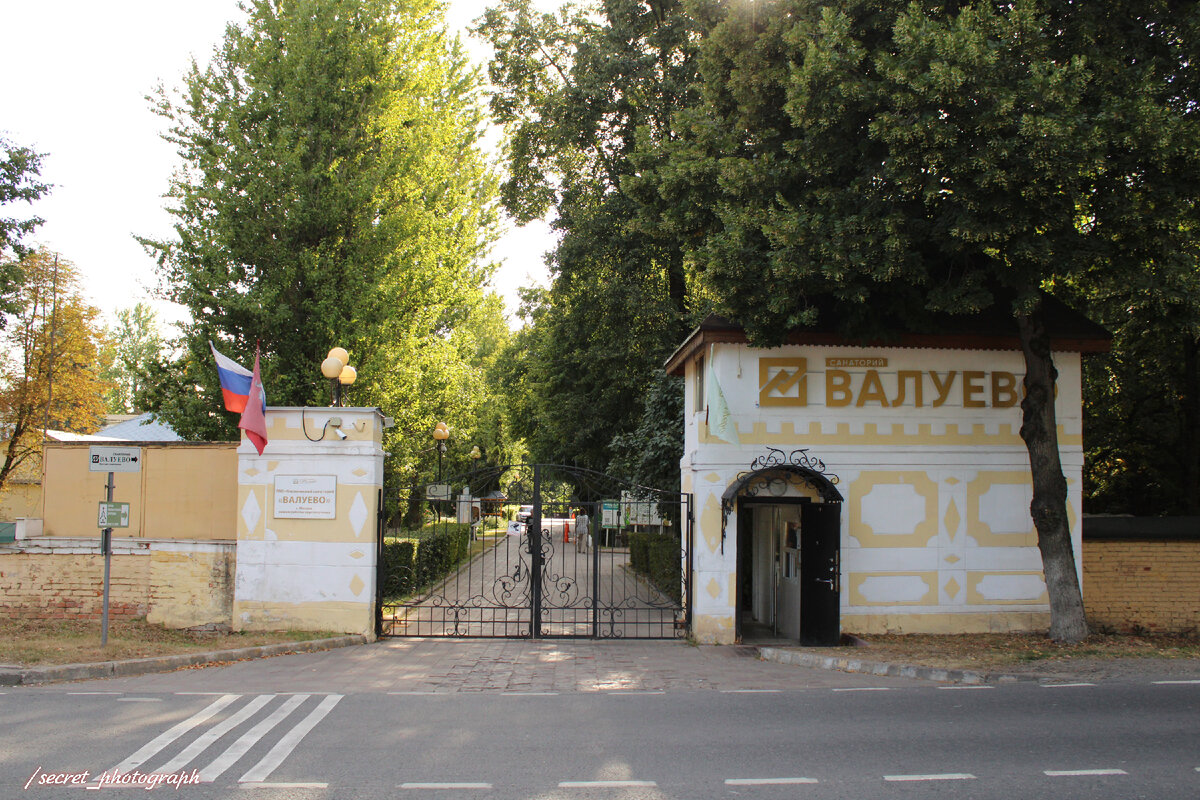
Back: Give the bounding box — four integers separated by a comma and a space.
241, 783, 329, 789
108, 694, 241, 775
1153, 679, 1200, 685
832, 687, 891, 692
725, 777, 818, 785
1044, 769, 1128, 777
884, 773, 976, 782
239, 694, 343, 783
559, 781, 657, 788
1040, 683, 1095, 688
400, 783, 493, 790
603, 690, 664, 695
501, 691, 558, 696
199, 695, 307, 782
116, 697, 163, 702
159, 695, 276, 774
721, 689, 781, 694
175, 692, 231, 695
69, 691, 120, 695
938, 685, 994, 690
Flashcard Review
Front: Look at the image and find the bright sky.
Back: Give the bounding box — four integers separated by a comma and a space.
0, 0, 554, 331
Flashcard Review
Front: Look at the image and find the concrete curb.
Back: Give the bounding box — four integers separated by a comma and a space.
757, 646, 1045, 685
0, 635, 368, 687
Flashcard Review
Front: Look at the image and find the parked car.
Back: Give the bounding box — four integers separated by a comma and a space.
516, 505, 533, 524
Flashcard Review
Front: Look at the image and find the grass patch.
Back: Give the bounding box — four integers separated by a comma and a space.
822, 632, 1200, 671
0, 617, 341, 668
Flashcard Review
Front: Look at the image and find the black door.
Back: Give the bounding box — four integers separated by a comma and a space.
799, 502, 840, 645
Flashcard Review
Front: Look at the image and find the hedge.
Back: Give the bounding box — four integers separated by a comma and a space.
381, 522, 472, 601
627, 531, 682, 604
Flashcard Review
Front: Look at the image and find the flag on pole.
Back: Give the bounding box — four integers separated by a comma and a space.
209, 341, 253, 413
705, 344, 740, 445
238, 344, 268, 456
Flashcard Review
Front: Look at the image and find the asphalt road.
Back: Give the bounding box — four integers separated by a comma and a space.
2, 641, 1197, 800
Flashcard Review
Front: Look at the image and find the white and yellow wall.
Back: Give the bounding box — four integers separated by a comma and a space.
678, 340, 1085, 643
234, 407, 385, 638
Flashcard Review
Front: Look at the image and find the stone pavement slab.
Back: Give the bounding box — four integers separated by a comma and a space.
12, 638, 924, 694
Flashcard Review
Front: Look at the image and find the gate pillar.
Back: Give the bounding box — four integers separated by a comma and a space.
232, 407, 386, 638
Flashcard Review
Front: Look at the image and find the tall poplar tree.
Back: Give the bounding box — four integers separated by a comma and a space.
142, 0, 499, 451
655, 0, 1199, 641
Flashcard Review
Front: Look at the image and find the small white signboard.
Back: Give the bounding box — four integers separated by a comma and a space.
426, 483, 452, 501
89, 446, 142, 473
273, 475, 337, 519
97, 501, 130, 528
602, 500, 620, 528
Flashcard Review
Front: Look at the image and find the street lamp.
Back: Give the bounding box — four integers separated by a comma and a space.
432, 422, 449, 482
320, 347, 356, 407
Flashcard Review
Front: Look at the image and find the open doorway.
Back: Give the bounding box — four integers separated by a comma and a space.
736, 498, 841, 645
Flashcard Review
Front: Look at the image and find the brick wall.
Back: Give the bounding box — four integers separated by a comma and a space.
0, 552, 150, 619
0, 541, 236, 630
1083, 539, 1200, 634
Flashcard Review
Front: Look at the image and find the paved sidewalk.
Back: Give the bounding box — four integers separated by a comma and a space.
8, 634, 1198, 691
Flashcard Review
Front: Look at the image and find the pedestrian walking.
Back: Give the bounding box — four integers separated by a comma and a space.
575, 510, 591, 553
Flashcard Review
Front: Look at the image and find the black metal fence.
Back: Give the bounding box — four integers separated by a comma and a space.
376, 464, 691, 639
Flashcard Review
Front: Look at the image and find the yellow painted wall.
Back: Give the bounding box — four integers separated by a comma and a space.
41, 443, 238, 540
0, 481, 40, 520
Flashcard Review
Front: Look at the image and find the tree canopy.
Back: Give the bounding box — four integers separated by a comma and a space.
642, 0, 1200, 640
141, 0, 505, 473
0, 249, 107, 494
476, 0, 701, 475
98, 303, 165, 414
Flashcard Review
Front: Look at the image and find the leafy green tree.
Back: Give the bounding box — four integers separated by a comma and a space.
609, 370, 683, 491
99, 303, 165, 414
1064, 263, 1200, 516
476, 0, 701, 471
656, 0, 1199, 641
0, 250, 107, 493
0, 136, 49, 261
0, 136, 51, 316
142, 0, 498, 445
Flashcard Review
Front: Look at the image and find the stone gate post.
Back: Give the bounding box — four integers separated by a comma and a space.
232, 407, 385, 638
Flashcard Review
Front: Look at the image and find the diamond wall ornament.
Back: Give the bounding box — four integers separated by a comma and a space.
944, 498, 961, 540
349, 492, 368, 538
241, 490, 261, 535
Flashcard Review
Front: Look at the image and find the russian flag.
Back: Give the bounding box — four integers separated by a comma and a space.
210, 341, 253, 413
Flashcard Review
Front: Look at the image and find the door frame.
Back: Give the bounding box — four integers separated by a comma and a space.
735, 496, 842, 643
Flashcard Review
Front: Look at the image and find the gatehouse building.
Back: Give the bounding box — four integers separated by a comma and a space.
666, 303, 1109, 645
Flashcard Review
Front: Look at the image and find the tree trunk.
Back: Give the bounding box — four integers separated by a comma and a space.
1016, 305, 1088, 643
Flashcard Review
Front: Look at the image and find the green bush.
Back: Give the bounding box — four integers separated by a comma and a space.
628, 531, 651, 573
382, 522, 473, 600
413, 523, 472, 589
380, 540, 416, 600
626, 531, 680, 604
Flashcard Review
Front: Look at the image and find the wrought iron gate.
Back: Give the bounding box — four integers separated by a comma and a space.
376, 464, 691, 639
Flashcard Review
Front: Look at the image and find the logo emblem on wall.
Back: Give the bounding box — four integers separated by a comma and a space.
759, 357, 808, 406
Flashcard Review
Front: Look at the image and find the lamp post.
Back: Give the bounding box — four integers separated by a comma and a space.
469, 445, 482, 539
320, 347, 356, 406
433, 422, 449, 482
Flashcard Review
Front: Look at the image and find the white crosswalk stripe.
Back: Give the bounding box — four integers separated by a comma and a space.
97, 693, 342, 786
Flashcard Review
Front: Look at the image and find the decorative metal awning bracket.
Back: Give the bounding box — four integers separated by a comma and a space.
718, 448, 842, 552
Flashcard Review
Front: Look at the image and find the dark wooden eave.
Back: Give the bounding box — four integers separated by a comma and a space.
665, 297, 1112, 376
